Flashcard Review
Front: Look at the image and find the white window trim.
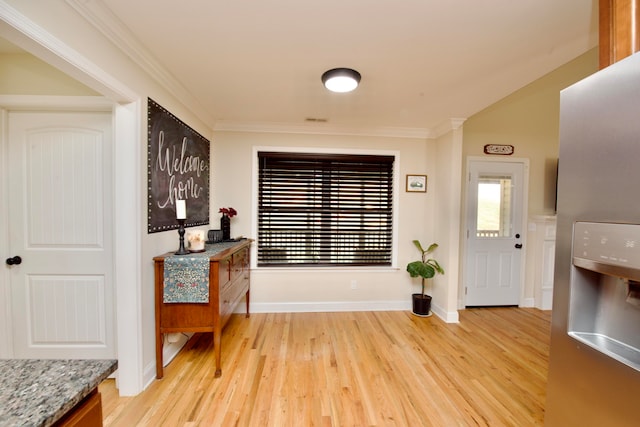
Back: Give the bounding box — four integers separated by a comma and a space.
251, 146, 400, 270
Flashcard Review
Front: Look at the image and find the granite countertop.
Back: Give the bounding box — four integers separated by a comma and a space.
0, 359, 117, 427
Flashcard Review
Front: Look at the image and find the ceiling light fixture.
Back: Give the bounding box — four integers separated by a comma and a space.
321, 68, 361, 93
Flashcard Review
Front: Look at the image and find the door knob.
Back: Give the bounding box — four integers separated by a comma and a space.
515, 244, 523, 249
6, 256, 22, 265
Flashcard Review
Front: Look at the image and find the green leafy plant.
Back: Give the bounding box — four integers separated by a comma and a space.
406, 240, 445, 297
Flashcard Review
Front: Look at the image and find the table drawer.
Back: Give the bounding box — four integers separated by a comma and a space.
230, 248, 249, 282
218, 255, 231, 288
220, 276, 248, 317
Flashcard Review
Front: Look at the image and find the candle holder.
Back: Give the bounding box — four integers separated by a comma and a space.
175, 219, 189, 255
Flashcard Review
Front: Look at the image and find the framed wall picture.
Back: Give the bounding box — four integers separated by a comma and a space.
406, 174, 427, 192
147, 98, 210, 233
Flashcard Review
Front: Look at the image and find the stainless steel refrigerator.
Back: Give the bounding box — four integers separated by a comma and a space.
545, 53, 640, 426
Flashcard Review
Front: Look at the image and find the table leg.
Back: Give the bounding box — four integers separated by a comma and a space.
214, 328, 222, 377
156, 332, 164, 379
245, 288, 250, 318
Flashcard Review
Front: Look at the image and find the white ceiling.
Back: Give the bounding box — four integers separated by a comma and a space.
6, 1, 600, 136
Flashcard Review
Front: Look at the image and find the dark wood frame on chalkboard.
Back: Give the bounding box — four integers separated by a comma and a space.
147, 98, 210, 233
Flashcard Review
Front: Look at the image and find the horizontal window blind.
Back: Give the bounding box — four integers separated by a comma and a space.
258, 152, 394, 267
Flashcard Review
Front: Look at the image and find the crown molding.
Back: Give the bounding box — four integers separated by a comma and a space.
214, 118, 469, 139
65, 0, 212, 123
213, 120, 436, 139
0, 0, 137, 102
432, 118, 467, 138
63, 0, 467, 139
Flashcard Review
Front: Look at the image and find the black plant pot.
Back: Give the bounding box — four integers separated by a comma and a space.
412, 293, 432, 317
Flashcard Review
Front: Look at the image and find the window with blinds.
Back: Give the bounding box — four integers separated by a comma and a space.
257, 151, 394, 267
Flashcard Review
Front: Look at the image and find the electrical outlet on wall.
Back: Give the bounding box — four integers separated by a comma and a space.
350, 280, 358, 290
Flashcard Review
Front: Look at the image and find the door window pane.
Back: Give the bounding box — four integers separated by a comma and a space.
476, 175, 512, 238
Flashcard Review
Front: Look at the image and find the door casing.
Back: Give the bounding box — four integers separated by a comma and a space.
1, 3, 144, 395
462, 157, 529, 307
7, 109, 115, 359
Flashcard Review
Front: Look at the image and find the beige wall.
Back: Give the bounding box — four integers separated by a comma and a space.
1, 0, 213, 393
211, 130, 461, 318
0, 53, 98, 95
1, 0, 601, 394
461, 48, 598, 306
434, 125, 463, 319
463, 47, 599, 216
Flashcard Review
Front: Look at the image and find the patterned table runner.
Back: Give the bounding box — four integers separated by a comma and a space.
163, 240, 246, 303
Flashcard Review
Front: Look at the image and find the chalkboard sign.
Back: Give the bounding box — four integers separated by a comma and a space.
147, 98, 210, 233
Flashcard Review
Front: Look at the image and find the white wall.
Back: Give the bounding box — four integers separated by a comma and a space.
1, 0, 213, 394
211, 130, 461, 314
1, 0, 464, 395
433, 123, 464, 322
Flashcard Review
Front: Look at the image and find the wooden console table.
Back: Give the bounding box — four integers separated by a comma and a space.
154, 239, 252, 379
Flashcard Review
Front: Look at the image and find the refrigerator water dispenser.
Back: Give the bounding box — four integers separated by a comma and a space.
568, 221, 640, 372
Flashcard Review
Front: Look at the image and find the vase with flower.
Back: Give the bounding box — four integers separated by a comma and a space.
219, 207, 237, 241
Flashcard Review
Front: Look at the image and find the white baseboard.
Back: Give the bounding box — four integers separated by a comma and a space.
539, 289, 553, 310
247, 300, 460, 323
521, 297, 535, 308
248, 300, 409, 313
144, 333, 191, 390
431, 301, 459, 323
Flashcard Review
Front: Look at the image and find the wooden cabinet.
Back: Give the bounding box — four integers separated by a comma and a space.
53, 389, 103, 427
154, 239, 252, 379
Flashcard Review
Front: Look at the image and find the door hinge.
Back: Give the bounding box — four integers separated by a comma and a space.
465, 287, 468, 295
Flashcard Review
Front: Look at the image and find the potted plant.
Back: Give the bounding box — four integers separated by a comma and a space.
406, 240, 444, 317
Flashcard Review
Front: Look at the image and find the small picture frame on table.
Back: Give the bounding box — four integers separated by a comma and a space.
406, 174, 427, 192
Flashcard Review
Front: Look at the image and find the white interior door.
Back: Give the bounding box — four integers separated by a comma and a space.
6, 110, 115, 359
465, 160, 526, 306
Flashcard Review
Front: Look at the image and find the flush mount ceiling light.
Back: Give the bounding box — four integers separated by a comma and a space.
321, 68, 361, 93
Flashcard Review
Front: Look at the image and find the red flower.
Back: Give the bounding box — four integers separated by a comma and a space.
219, 207, 237, 218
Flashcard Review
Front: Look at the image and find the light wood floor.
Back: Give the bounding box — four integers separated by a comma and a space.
100, 308, 551, 426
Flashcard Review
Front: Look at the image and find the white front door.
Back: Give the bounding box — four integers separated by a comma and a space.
464, 160, 526, 306
6, 110, 115, 359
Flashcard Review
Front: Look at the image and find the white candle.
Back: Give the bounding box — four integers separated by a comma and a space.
188, 230, 205, 251
176, 200, 186, 219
